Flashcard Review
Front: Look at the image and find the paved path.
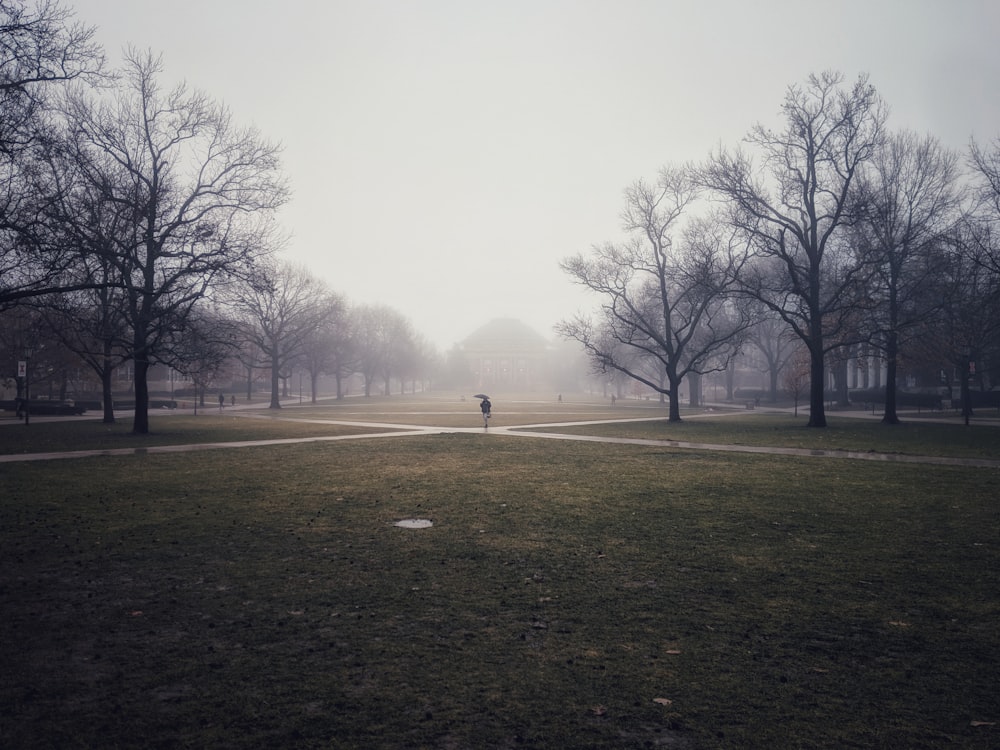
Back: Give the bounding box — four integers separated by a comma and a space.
2, 411, 999, 469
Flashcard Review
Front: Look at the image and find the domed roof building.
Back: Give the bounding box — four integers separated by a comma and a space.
458, 318, 552, 392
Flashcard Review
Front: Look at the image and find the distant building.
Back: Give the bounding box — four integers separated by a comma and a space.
459, 318, 552, 392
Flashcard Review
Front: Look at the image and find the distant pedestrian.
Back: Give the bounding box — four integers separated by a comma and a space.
480, 396, 492, 428
218, 392, 225, 410
231, 394, 236, 407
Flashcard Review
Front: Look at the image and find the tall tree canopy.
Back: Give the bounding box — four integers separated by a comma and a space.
857, 130, 962, 423
227, 261, 338, 409
1, 0, 104, 308
61, 48, 287, 432
697, 72, 886, 426
560, 166, 751, 421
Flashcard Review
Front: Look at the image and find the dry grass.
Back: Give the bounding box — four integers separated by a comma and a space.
1, 395, 999, 748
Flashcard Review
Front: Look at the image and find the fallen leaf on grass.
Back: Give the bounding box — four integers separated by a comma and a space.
971, 721, 996, 727
888, 620, 910, 628
591, 705, 607, 716
664, 649, 682, 655
128, 611, 143, 617
653, 697, 673, 706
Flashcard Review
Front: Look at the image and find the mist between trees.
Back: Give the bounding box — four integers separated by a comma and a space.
3, 4, 1000, 432
560, 72, 1000, 427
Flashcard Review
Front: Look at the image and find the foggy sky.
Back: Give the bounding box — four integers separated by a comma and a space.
67, 0, 1000, 350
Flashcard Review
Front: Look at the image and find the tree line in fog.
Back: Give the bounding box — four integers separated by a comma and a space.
3, 4, 999, 433
560, 72, 1000, 426
1, 1, 440, 433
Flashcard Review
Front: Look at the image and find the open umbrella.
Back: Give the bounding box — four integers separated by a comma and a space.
473, 393, 489, 400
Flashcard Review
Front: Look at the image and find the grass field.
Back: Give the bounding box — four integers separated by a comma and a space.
1, 395, 998, 748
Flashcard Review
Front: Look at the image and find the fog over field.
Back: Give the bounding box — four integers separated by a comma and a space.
69, 0, 1000, 349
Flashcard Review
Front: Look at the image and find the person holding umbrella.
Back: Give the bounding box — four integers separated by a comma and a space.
475, 394, 491, 428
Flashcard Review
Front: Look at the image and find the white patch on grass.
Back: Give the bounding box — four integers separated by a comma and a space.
394, 519, 433, 529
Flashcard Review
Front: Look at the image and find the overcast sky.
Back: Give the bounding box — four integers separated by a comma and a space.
68, 0, 1000, 351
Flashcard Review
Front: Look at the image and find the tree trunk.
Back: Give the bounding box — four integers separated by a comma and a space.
667, 373, 682, 422
960, 369, 972, 425
687, 372, 701, 409
269, 354, 281, 409
808, 344, 827, 427
883, 282, 900, 424
833, 359, 850, 407
132, 356, 150, 434
882, 332, 900, 424
101, 359, 115, 424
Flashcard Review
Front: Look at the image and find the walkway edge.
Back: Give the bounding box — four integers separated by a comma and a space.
2, 421, 998, 468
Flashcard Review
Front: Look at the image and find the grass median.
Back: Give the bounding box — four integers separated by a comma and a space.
523, 411, 1000, 460
1, 399, 999, 748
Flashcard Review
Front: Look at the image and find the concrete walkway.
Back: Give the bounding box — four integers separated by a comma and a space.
2, 410, 999, 469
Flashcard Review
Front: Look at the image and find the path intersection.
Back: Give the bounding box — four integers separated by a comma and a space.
2, 401, 998, 469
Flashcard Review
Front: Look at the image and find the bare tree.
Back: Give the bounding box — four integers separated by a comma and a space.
325, 305, 361, 399
916, 223, 1000, 421
351, 304, 412, 397
171, 304, 238, 412
34, 128, 135, 423
857, 130, 963, 423
227, 262, 336, 409
697, 72, 886, 427
298, 292, 347, 402
782, 344, 811, 417
381, 315, 416, 395
38, 278, 128, 423
62, 48, 287, 432
560, 167, 751, 421
395, 332, 436, 395
744, 308, 798, 402
970, 136, 1000, 214
1, 0, 105, 308
1, 0, 104, 140
969, 135, 1000, 276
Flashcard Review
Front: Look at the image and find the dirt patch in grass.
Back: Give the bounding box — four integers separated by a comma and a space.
2, 434, 999, 748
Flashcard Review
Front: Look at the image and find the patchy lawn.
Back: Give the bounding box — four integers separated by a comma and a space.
2, 429, 998, 748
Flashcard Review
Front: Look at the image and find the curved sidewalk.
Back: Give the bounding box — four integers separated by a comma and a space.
2, 418, 998, 469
